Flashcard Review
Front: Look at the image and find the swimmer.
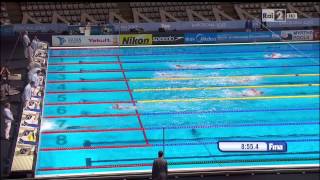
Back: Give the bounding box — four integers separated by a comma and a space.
112, 103, 122, 110
271, 53, 282, 59
112, 103, 137, 110
242, 88, 264, 97
265, 53, 291, 59
175, 65, 184, 69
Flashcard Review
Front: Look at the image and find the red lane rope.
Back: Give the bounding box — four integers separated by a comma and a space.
38, 163, 152, 171
45, 100, 135, 106
40, 144, 152, 151
47, 89, 130, 94
117, 56, 149, 145
47, 79, 126, 83
50, 54, 121, 58
44, 113, 137, 119
49, 69, 120, 73
50, 61, 120, 65
42, 128, 143, 134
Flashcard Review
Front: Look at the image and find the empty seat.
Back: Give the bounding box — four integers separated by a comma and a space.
40, 11, 46, 16
34, 11, 40, 16
46, 11, 52, 16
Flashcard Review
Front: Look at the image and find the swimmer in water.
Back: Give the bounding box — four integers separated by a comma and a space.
175, 65, 183, 69
112, 103, 137, 110
242, 88, 264, 97
265, 53, 291, 59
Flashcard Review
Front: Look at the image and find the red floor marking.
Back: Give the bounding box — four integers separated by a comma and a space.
47, 89, 130, 94
44, 113, 137, 119
47, 79, 126, 83
42, 128, 143, 134
45, 100, 135, 106
40, 144, 152, 151
50, 54, 122, 58
50, 61, 120, 65
38, 163, 152, 171
117, 56, 150, 145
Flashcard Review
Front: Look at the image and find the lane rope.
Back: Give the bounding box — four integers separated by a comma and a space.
39, 139, 319, 151
133, 84, 320, 92
138, 95, 320, 103
48, 55, 320, 66
45, 84, 319, 94
45, 73, 320, 84
49, 48, 318, 58
47, 64, 320, 74
41, 121, 319, 134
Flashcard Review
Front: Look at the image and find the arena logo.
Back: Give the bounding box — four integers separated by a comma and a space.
153, 36, 183, 42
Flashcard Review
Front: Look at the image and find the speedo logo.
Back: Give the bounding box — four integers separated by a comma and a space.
153, 36, 183, 42
122, 36, 150, 45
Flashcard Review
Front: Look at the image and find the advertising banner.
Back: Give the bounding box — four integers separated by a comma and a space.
216, 31, 281, 43
152, 34, 184, 45
13, 23, 68, 33
280, 30, 314, 41
267, 18, 320, 28
120, 34, 152, 45
184, 33, 217, 44
185, 32, 281, 44
113, 20, 245, 32
52, 35, 118, 46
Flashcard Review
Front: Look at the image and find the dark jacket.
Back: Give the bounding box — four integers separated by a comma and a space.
152, 157, 168, 180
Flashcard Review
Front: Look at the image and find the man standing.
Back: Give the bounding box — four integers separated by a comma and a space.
23, 31, 31, 60
2, 103, 14, 140
31, 70, 41, 87
22, 81, 36, 105
152, 151, 168, 180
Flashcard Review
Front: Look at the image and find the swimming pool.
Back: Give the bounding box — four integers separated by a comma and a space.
35, 41, 320, 178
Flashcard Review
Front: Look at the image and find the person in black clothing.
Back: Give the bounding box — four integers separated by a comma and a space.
152, 151, 168, 180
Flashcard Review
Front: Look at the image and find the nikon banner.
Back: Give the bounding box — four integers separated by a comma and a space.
120, 34, 152, 45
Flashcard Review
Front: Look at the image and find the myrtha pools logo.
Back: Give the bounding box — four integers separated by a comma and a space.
56, 36, 81, 45
56, 37, 66, 45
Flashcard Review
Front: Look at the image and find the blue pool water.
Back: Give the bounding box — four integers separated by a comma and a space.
35, 42, 320, 177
